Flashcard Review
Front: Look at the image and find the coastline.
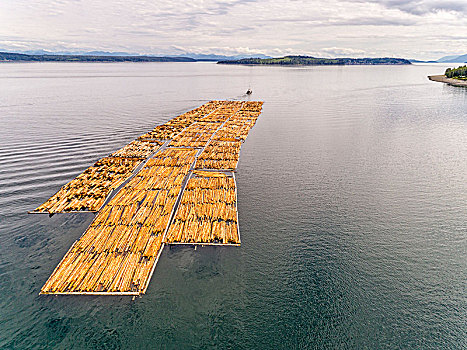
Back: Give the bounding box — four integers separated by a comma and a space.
428, 75, 467, 87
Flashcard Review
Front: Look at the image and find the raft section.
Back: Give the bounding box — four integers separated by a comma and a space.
165, 171, 240, 245
37, 100, 263, 295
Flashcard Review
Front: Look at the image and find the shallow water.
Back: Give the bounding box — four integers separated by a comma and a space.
0, 62, 466, 349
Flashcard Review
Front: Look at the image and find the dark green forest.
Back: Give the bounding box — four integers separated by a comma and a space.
445, 66, 467, 79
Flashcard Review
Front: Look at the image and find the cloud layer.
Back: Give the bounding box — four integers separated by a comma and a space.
0, 0, 466, 59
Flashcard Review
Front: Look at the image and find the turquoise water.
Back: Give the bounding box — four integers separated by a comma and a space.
0, 62, 466, 349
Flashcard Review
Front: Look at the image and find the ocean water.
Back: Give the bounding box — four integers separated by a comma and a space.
0, 62, 465, 349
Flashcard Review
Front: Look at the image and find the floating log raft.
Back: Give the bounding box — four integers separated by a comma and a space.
39, 100, 264, 295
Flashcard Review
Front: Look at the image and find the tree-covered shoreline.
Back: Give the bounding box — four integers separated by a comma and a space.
218, 55, 411, 66
0, 52, 195, 62
445, 66, 467, 80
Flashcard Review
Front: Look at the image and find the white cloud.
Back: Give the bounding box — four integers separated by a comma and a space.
350, 0, 467, 15
0, 0, 466, 60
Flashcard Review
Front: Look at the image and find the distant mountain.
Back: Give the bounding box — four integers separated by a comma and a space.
0, 52, 195, 62
437, 54, 467, 63
395, 54, 467, 64
409, 59, 437, 63
218, 55, 411, 66
177, 53, 272, 61
73, 51, 138, 56
17, 49, 139, 56
437, 55, 462, 62
409, 54, 467, 64
5, 49, 272, 61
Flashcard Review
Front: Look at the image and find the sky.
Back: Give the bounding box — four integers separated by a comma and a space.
0, 0, 466, 60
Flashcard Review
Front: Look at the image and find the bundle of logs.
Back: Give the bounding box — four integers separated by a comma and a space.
34, 157, 142, 213
111, 140, 162, 159
168, 121, 225, 148
165, 172, 239, 245
195, 141, 241, 170
200, 101, 243, 123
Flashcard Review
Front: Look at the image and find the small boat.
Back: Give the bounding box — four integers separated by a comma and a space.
246, 89, 252, 95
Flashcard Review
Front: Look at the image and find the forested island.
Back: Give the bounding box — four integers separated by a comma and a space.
217, 55, 411, 65
0, 52, 195, 62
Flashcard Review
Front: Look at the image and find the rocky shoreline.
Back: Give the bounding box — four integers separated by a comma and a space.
428, 75, 467, 87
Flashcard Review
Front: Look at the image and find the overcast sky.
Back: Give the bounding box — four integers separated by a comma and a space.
1, 0, 466, 59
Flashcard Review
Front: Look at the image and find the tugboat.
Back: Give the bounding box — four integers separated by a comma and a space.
246, 88, 252, 95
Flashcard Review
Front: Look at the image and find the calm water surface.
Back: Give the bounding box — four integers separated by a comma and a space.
0, 62, 466, 349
